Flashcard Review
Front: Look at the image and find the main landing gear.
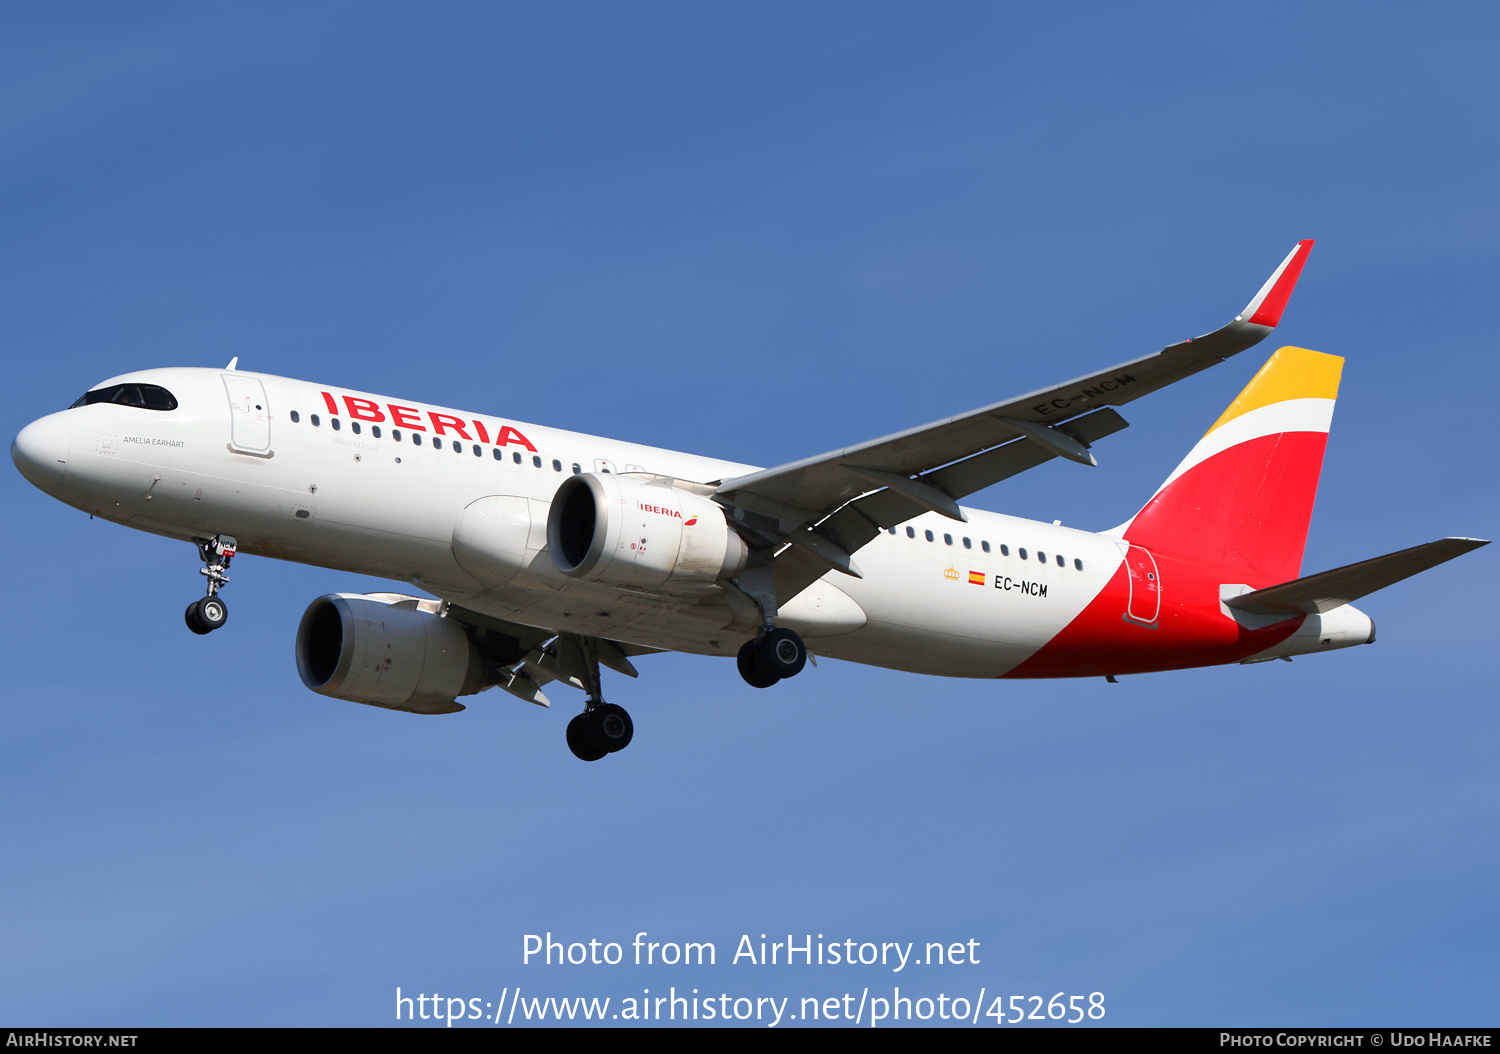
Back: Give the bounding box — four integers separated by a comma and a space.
566, 704, 634, 762
565, 635, 634, 762
185, 534, 236, 635
736, 626, 807, 688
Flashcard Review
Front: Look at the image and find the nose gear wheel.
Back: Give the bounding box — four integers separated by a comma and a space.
185, 596, 229, 635
185, 535, 236, 635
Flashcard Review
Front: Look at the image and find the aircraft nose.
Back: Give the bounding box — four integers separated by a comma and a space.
12, 413, 71, 491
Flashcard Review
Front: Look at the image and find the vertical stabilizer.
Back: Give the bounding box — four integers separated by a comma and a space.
1122, 346, 1343, 586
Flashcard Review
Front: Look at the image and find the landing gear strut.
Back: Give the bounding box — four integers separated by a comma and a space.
729, 562, 810, 689
185, 534, 236, 635
736, 626, 808, 688
564, 635, 634, 762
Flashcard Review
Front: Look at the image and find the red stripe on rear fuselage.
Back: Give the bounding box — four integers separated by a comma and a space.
1001, 555, 1303, 678
1004, 431, 1331, 678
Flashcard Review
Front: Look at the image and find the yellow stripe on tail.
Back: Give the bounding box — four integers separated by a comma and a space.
1207, 346, 1343, 435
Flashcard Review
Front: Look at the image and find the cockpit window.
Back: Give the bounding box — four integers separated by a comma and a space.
69, 384, 178, 411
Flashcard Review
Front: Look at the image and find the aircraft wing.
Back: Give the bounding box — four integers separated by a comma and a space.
711, 240, 1315, 604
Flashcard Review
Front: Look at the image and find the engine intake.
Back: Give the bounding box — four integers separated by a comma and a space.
294, 593, 488, 715
547, 473, 747, 592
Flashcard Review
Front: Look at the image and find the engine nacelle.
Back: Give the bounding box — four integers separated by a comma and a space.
295, 593, 488, 715
547, 473, 748, 592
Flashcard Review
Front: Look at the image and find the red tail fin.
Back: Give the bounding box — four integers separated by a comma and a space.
1121, 346, 1343, 586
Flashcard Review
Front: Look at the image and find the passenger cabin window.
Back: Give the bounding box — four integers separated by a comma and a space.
1000, 544, 1009, 556
290, 410, 300, 423
372, 425, 381, 438
412, 434, 422, 446
70, 384, 178, 412
311, 414, 320, 426
962, 537, 972, 549
1074, 558, 1084, 571
330, 417, 341, 431
513, 451, 522, 464
1019, 548, 1028, 560
925, 530, 934, 542
351, 422, 361, 434
533, 455, 542, 468
553, 459, 562, 472
392, 429, 402, 442
906, 526, 915, 538
981, 541, 991, 553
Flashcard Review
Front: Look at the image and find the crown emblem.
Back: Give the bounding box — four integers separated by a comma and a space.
943, 566, 960, 581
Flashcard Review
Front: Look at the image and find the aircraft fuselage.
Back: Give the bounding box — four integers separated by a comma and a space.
12, 365, 1371, 681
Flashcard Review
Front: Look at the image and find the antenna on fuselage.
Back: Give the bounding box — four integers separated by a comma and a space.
225, 357, 239, 370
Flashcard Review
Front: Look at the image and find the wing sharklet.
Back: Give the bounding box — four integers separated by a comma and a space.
1238, 239, 1314, 328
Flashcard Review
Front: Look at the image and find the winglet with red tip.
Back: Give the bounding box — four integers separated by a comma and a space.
1237, 239, 1314, 328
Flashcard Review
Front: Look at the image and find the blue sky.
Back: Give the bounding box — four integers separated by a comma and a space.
2, 2, 1496, 1027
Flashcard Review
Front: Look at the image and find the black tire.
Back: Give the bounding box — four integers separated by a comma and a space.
591, 703, 634, 753
756, 627, 806, 679
737, 640, 780, 688
566, 713, 607, 762
185, 601, 212, 635
196, 596, 228, 632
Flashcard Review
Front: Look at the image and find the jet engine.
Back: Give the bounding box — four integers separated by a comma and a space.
547, 473, 748, 592
295, 593, 489, 715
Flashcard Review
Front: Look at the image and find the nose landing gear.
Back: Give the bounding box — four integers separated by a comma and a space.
185, 535, 236, 635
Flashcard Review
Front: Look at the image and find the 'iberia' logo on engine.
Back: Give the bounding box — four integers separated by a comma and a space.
638, 503, 682, 519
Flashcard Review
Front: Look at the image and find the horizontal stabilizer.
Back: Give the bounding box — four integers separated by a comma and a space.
1226, 537, 1489, 616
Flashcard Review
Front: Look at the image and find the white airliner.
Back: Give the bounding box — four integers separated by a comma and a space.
11, 241, 1486, 760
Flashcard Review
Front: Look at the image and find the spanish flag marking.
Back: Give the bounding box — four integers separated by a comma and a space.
969, 571, 985, 585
